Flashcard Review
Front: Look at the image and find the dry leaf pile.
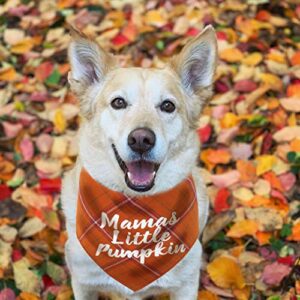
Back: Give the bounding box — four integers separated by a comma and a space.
0, 0, 299, 299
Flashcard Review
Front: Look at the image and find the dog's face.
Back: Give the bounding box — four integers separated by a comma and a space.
68, 26, 217, 194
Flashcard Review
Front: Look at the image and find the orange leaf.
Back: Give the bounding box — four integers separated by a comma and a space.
207, 256, 245, 289
291, 51, 300, 66
10, 38, 34, 54
0, 67, 17, 81
219, 48, 244, 63
290, 139, 300, 152
245, 195, 271, 207
263, 171, 284, 192
198, 290, 219, 300
227, 220, 258, 238
233, 287, 250, 300
19, 292, 40, 300
287, 83, 300, 97
206, 149, 231, 164
255, 231, 272, 245
200, 149, 215, 171
287, 223, 300, 242
236, 160, 256, 182
57, 0, 76, 9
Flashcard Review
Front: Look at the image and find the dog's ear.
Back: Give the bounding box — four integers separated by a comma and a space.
67, 26, 116, 118
171, 25, 217, 95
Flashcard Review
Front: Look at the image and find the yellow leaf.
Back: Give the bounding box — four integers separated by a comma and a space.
144, 10, 166, 27
207, 256, 246, 289
0, 67, 17, 81
198, 290, 219, 300
54, 109, 66, 134
220, 113, 239, 128
227, 220, 258, 238
242, 52, 262, 66
258, 73, 282, 90
220, 48, 244, 63
10, 38, 34, 54
255, 155, 276, 176
288, 113, 297, 126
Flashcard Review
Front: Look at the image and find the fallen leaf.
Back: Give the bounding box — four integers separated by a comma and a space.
279, 98, 300, 112
0, 67, 17, 81
198, 290, 219, 300
202, 210, 236, 245
261, 262, 291, 286
13, 257, 41, 294
207, 256, 246, 289
211, 170, 240, 188
19, 217, 46, 238
214, 188, 231, 213
255, 155, 276, 176
219, 48, 244, 63
227, 220, 258, 238
233, 187, 254, 202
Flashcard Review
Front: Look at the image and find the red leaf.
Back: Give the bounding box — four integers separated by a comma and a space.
12, 249, 23, 262
0, 184, 12, 201
234, 80, 257, 93
39, 178, 61, 194
186, 27, 200, 37
42, 274, 55, 288
214, 188, 231, 213
198, 124, 212, 144
216, 31, 227, 40
277, 256, 295, 266
35, 61, 54, 81
111, 33, 130, 47
261, 132, 273, 154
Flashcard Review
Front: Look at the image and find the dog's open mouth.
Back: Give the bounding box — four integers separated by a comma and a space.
112, 144, 159, 192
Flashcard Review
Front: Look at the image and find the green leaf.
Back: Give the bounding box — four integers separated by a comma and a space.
247, 115, 268, 127
47, 293, 56, 300
280, 224, 292, 238
46, 261, 67, 285
287, 152, 297, 163
156, 40, 165, 51
45, 69, 61, 86
270, 237, 284, 253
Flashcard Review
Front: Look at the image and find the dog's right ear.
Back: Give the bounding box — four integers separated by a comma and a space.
67, 26, 116, 118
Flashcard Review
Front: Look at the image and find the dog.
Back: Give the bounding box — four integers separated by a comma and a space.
61, 25, 217, 300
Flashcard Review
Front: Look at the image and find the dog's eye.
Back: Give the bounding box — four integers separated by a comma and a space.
111, 97, 127, 110
160, 100, 176, 113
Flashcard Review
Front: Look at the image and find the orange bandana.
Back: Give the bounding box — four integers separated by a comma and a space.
76, 168, 199, 291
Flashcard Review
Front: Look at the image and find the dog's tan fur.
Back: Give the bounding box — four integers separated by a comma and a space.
62, 25, 217, 300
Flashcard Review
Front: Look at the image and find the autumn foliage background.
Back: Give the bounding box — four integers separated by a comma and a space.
0, 0, 300, 299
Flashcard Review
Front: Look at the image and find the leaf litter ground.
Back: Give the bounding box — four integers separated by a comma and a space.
0, 0, 299, 299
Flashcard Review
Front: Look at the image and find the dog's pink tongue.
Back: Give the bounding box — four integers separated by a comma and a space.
127, 161, 155, 186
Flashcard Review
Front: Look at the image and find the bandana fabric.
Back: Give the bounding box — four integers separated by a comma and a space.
76, 168, 199, 291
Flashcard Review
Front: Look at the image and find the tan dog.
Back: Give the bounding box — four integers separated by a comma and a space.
62, 25, 217, 300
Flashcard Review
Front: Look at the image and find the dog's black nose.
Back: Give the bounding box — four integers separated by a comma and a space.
128, 128, 156, 154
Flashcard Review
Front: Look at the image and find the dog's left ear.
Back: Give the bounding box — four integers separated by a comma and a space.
170, 25, 217, 97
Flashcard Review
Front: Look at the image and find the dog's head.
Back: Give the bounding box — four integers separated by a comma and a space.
68, 26, 217, 195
